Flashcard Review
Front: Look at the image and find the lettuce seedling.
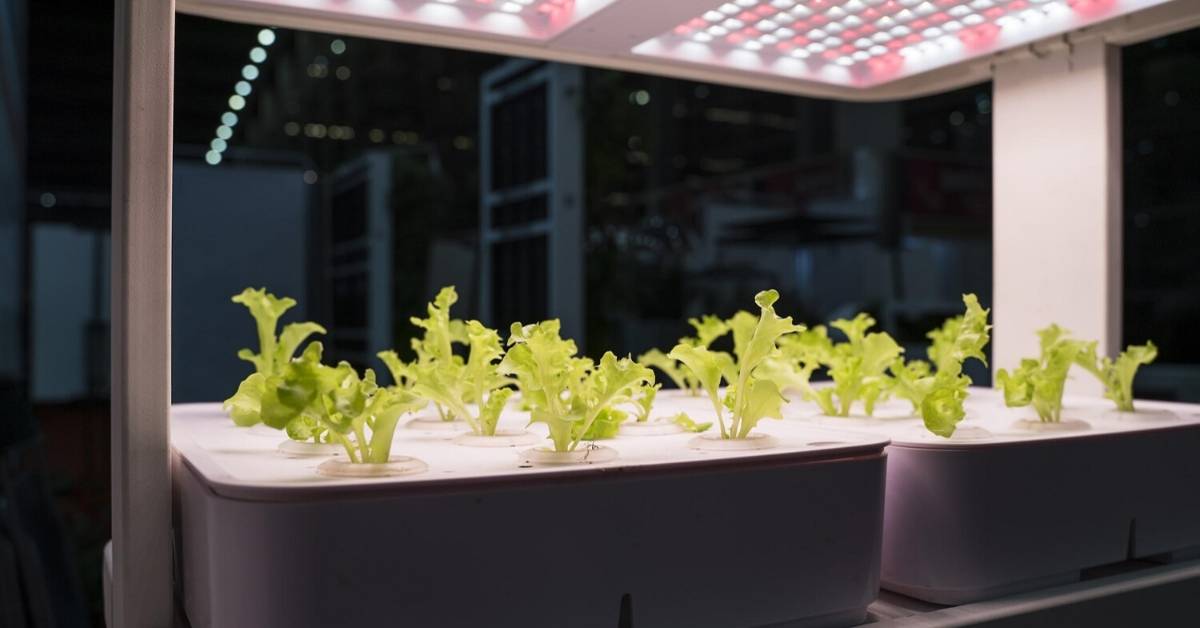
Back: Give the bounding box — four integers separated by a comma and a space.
637, 349, 693, 392
410, 320, 515, 436
637, 315, 727, 395
887, 294, 991, 437
668, 290, 802, 439
223, 288, 325, 428
806, 313, 902, 417
672, 413, 712, 433
758, 326, 835, 397
389, 286, 468, 422
996, 324, 1089, 423
688, 314, 730, 350
631, 382, 660, 423
1075, 341, 1157, 412
376, 350, 415, 389
500, 320, 653, 452
255, 342, 426, 462
582, 407, 628, 440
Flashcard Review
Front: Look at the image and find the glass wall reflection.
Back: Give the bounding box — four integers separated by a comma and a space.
170, 16, 994, 404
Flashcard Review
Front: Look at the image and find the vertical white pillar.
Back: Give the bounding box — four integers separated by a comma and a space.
993, 38, 1121, 394
112, 0, 175, 625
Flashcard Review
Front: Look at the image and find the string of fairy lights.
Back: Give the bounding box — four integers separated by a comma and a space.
205, 28, 276, 166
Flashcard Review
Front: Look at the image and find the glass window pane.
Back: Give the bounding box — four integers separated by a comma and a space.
1123, 26, 1200, 402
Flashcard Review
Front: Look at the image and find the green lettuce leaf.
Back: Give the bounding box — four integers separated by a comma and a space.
997, 324, 1088, 423
1075, 340, 1156, 412
223, 373, 267, 427
688, 314, 731, 349
671, 412, 712, 433
670, 289, 801, 439
637, 348, 695, 392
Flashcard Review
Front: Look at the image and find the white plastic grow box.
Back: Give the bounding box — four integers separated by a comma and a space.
111, 0, 1200, 626
171, 400, 889, 628
782, 390, 1200, 604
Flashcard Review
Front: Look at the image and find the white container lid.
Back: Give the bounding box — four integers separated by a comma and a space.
779, 385, 1200, 451
171, 397, 888, 502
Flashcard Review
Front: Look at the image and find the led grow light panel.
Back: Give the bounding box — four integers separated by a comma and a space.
202, 0, 619, 41
634, 0, 1174, 87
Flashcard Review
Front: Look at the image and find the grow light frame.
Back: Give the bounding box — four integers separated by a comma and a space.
113, 0, 1200, 626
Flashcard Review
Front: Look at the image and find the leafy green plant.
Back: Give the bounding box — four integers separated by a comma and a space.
637, 349, 693, 392
381, 286, 467, 422
630, 382, 660, 423
500, 320, 653, 452
1075, 341, 1157, 412
672, 413, 712, 433
637, 315, 728, 395
376, 350, 415, 389
261, 342, 426, 461
805, 314, 902, 417
410, 320, 515, 436
668, 290, 802, 439
996, 324, 1089, 423
223, 288, 325, 428
887, 294, 991, 437
758, 326, 835, 397
582, 407, 628, 440
687, 315, 730, 350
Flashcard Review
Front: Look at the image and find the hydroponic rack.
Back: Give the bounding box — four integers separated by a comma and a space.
112, 1, 1200, 626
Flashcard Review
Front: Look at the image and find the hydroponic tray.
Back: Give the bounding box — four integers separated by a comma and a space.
782, 389, 1200, 605
171, 400, 890, 628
